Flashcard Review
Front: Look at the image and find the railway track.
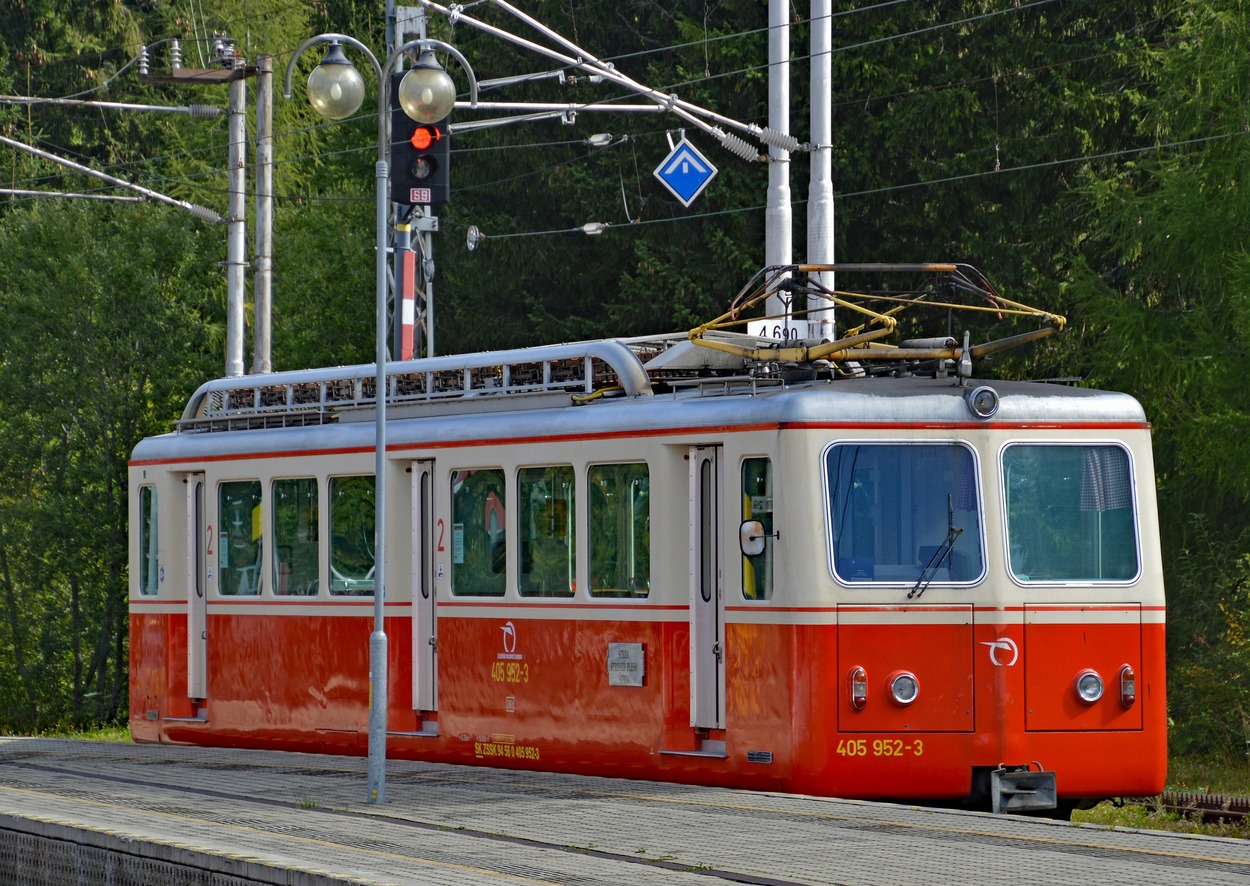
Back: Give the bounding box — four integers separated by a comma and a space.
1123, 791, 1250, 823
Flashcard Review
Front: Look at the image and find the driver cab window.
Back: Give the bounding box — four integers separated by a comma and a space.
826, 442, 984, 585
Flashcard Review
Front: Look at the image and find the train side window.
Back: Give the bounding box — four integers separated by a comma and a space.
329, 475, 375, 595
218, 480, 263, 596
826, 442, 984, 585
518, 466, 575, 597
741, 458, 773, 600
272, 477, 319, 596
450, 468, 506, 597
138, 485, 159, 595
588, 463, 650, 598
1002, 444, 1139, 583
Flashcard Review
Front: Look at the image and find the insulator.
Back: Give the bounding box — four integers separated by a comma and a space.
752, 126, 802, 153
188, 104, 223, 118
716, 129, 759, 162
170, 39, 182, 71
138, 46, 150, 77
187, 203, 223, 223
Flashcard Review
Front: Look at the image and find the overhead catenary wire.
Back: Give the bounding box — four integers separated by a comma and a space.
0, 1, 1184, 226
0, 132, 222, 221
458, 128, 1250, 242
6, 118, 1231, 219
3, 1, 1150, 197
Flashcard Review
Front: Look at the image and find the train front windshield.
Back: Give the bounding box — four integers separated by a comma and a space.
825, 441, 1141, 587
826, 442, 985, 585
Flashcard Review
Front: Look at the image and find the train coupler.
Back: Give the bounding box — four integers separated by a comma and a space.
991, 765, 1057, 813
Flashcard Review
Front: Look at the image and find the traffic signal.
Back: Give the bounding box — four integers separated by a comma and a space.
389, 73, 450, 206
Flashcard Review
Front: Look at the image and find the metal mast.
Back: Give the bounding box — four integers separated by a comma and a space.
808, 0, 835, 339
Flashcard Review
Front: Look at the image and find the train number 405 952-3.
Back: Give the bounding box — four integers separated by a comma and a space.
836, 738, 924, 757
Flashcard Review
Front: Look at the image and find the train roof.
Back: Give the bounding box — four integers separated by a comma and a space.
134, 263, 1142, 463
131, 334, 1147, 465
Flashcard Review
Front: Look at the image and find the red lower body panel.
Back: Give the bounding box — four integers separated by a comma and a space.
129, 608, 1166, 802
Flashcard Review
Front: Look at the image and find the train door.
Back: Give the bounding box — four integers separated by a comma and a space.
186, 473, 207, 700
411, 460, 438, 718
689, 446, 725, 730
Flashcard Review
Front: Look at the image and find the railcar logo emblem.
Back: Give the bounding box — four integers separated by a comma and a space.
498, 621, 522, 660
982, 638, 1019, 667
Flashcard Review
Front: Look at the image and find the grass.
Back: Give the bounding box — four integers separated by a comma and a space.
1071, 755, 1250, 838
34, 724, 133, 742
1166, 755, 1250, 796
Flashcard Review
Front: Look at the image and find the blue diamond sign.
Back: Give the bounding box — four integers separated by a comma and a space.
654, 138, 717, 208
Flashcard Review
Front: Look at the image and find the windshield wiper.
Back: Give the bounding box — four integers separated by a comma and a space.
908, 496, 963, 600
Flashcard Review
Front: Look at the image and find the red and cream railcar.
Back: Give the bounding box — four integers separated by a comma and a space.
129, 331, 1166, 812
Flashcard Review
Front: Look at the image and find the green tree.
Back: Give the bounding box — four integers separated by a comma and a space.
0, 200, 219, 729
1060, 0, 1250, 755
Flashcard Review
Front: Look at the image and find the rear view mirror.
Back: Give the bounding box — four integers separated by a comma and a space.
739, 520, 766, 557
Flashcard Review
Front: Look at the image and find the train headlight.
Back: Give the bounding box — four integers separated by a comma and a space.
1119, 665, 1137, 708
850, 666, 868, 711
964, 385, 999, 418
888, 671, 919, 706
1075, 669, 1104, 704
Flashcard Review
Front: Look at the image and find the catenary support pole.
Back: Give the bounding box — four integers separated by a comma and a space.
807, 0, 835, 340
254, 55, 274, 374
764, 0, 793, 325
226, 75, 247, 378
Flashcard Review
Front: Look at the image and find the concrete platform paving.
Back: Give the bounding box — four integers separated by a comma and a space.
0, 737, 1248, 885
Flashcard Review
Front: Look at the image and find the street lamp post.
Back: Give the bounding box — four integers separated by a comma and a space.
283, 33, 476, 805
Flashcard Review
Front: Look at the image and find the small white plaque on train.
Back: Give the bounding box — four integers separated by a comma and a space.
747, 319, 803, 341
607, 643, 645, 687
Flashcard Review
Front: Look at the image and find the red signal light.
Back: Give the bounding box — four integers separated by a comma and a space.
410, 126, 440, 151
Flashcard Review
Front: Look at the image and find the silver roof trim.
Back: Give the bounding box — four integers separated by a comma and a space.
179, 339, 652, 426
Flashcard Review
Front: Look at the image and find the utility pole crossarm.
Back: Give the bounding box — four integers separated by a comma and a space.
0, 134, 222, 222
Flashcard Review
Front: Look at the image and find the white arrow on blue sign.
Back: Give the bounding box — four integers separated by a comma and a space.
653, 138, 718, 208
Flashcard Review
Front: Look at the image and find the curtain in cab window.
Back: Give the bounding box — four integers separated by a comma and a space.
1002, 444, 1138, 582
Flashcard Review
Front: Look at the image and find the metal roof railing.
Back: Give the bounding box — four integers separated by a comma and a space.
179, 339, 652, 432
